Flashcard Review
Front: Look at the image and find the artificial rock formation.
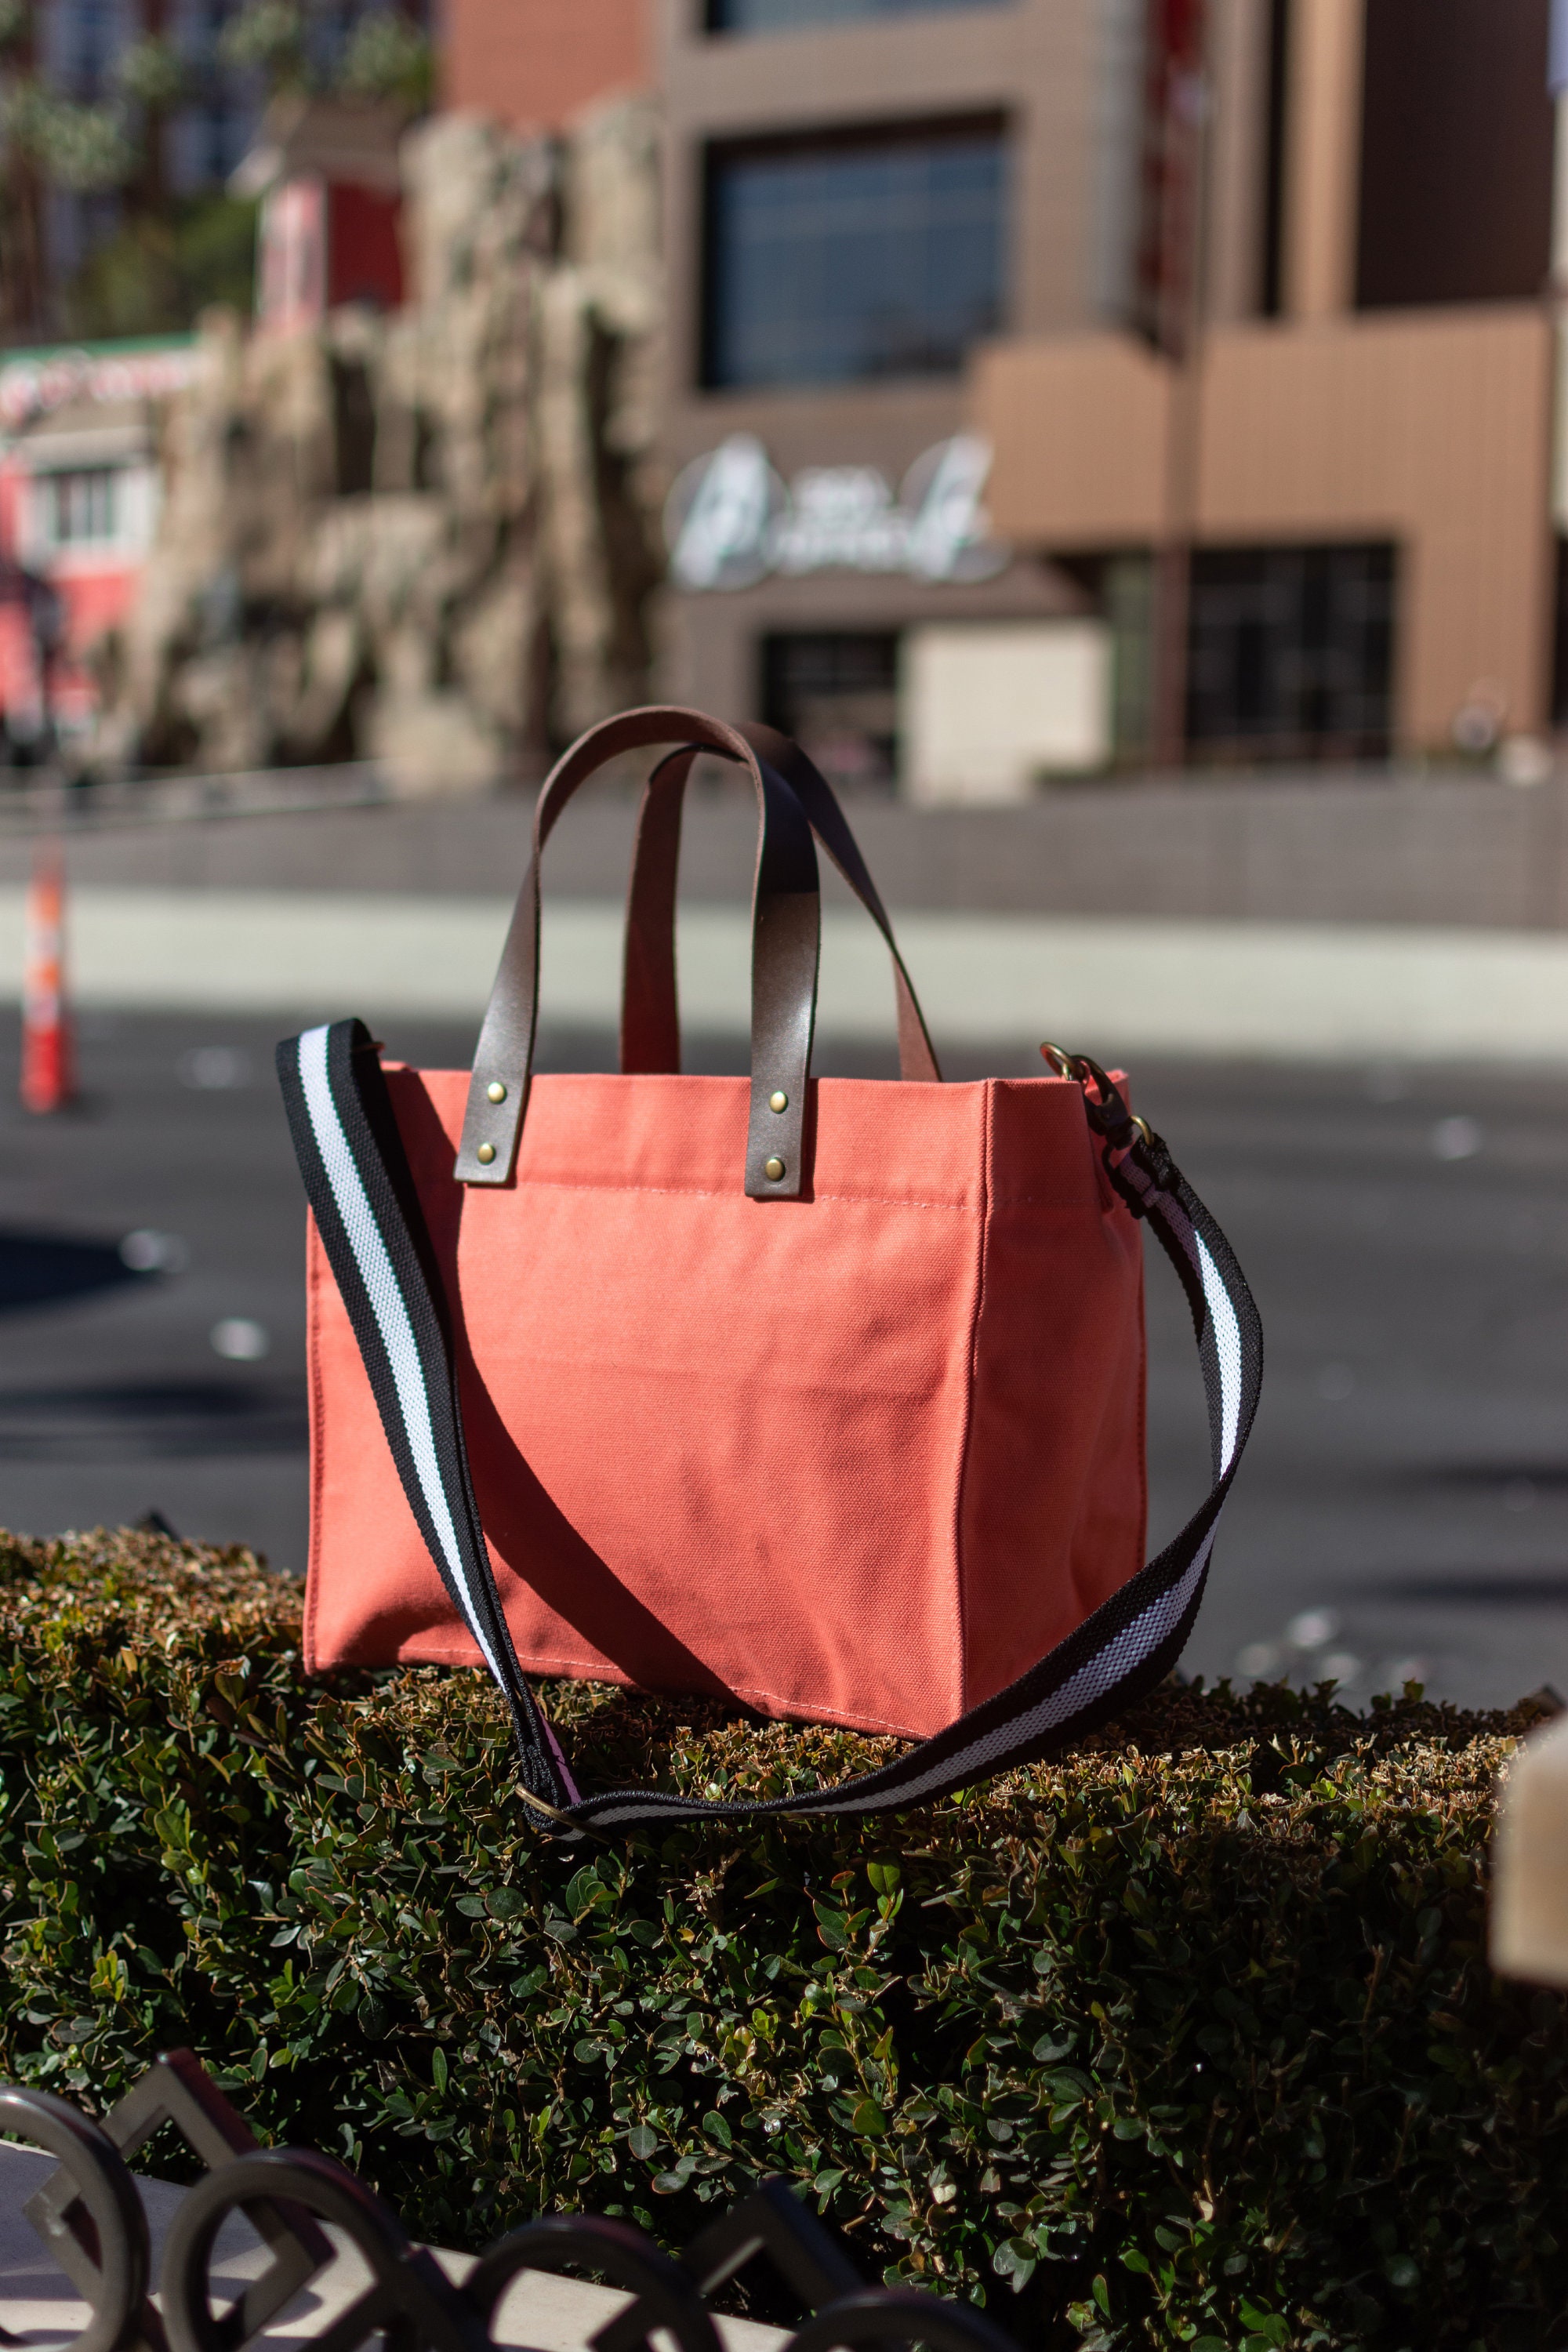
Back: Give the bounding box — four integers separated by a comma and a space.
89, 98, 664, 794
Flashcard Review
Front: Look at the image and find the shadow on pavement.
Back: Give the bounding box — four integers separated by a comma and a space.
1362, 1571, 1568, 1606
0, 1382, 308, 1461
0, 1229, 146, 1313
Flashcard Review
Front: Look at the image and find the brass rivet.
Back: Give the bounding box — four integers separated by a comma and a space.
476, 1142, 496, 1165
764, 1156, 786, 1181
487, 1080, 506, 1104
768, 1090, 788, 1113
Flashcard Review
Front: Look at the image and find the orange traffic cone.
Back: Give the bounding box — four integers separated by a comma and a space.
20, 843, 73, 1114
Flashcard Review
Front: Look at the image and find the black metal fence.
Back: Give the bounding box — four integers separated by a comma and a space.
0, 2052, 1013, 2352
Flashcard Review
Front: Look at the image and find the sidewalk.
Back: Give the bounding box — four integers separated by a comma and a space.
3, 884, 1567, 1063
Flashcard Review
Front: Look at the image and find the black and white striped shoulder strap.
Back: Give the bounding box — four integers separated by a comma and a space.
278, 1020, 1261, 1843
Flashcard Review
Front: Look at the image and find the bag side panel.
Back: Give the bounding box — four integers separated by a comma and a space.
958, 1077, 1148, 1711
302, 1209, 330, 1675
307, 1065, 988, 1737
305, 1189, 463, 1671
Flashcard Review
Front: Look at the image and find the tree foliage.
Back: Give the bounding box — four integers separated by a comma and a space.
60, 194, 258, 340
1, 82, 132, 192
2, 2, 432, 207
111, 34, 189, 118
339, 9, 432, 108
219, 0, 432, 103
216, 1, 308, 95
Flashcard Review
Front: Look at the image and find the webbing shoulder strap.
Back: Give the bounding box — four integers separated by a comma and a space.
278, 1020, 1262, 1841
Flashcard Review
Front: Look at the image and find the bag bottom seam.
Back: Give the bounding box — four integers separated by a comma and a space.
374, 1642, 925, 1740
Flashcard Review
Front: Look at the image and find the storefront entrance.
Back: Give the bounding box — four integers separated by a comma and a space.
760, 631, 901, 789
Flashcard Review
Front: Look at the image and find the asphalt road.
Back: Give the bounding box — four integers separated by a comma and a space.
3, 1007, 1567, 1716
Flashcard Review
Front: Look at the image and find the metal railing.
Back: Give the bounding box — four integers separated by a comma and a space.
0, 2051, 1013, 2352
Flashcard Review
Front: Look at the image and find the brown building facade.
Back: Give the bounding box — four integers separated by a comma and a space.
657, 0, 1132, 794
443, 0, 649, 129
446, 0, 1565, 784
654, 0, 1565, 788
971, 0, 1562, 771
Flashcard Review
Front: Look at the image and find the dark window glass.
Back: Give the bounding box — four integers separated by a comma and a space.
761, 631, 901, 789
49, 468, 117, 545
1259, 0, 1290, 317
1357, 0, 1552, 308
704, 122, 1006, 390
1185, 544, 1396, 762
709, 0, 1004, 27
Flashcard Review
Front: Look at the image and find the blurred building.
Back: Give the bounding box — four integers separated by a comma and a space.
656, 0, 1125, 796
443, 0, 648, 130
233, 95, 405, 333
971, 0, 1561, 780
0, 335, 198, 753
449, 0, 1565, 790
16, 0, 1562, 790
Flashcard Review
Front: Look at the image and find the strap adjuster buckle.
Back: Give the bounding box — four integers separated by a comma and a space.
1040, 1040, 1136, 1143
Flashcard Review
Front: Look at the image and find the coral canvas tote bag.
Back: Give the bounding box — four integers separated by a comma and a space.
278, 710, 1261, 1838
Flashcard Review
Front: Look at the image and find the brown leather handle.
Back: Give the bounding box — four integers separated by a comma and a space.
456, 706, 821, 1198
621, 721, 942, 1086
620, 744, 699, 1076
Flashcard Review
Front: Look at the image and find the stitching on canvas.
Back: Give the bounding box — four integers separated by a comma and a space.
721, 1684, 918, 1738
984, 1191, 1107, 1210
304, 1214, 326, 1671
503, 1176, 982, 1215
946, 1082, 992, 1723
506, 1177, 1087, 1215
392, 1642, 920, 1739
390, 1634, 621, 1681
1133, 1226, 1149, 1567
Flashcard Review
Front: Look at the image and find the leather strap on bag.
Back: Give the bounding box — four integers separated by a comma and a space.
621, 725, 942, 1084
621, 745, 699, 1076
456, 709, 822, 1201
276, 1019, 1263, 1841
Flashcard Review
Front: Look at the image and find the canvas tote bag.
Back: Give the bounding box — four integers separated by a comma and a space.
278, 709, 1261, 1839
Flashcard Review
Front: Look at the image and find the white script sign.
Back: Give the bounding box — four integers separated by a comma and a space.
665, 433, 1009, 592
0, 339, 201, 435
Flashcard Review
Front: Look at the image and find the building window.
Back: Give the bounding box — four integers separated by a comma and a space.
1259, 0, 1290, 317
703, 120, 1006, 390
45, 469, 118, 546
708, 0, 1004, 28
70, 0, 115, 91
761, 631, 901, 787
1356, 0, 1553, 309
1185, 543, 1396, 762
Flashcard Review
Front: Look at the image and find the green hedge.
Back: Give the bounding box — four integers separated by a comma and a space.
0, 1528, 1561, 2352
